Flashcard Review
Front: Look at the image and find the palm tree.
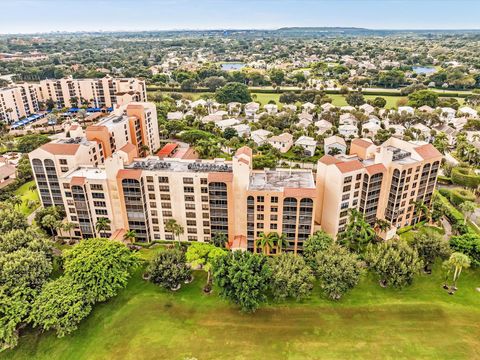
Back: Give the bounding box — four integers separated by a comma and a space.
411, 200, 428, 223
95, 218, 111, 238
374, 218, 390, 234
61, 221, 76, 243
212, 232, 228, 248
165, 219, 184, 245
448, 252, 471, 292
272, 232, 289, 254
7, 195, 22, 209
459, 201, 476, 225
123, 229, 137, 244
77, 109, 88, 125
339, 209, 375, 253
256, 232, 274, 255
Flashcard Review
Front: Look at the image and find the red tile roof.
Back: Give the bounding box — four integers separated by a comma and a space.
318, 155, 341, 165
365, 163, 386, 175
335, 160, 364, 173
415, 144, 443, 160
117, 169, 142, 180
119, 143, 136, 153
157, 143, 178, 158
235, 146, 252, 158
41, 143, 80, 156
351, 138, 374, 149
70, 176, 86, 186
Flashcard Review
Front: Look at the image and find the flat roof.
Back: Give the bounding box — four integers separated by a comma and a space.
96, 114, 129, 130
125, 157, 232, 173
66, 167, 107, 180
249, 169, 315, 191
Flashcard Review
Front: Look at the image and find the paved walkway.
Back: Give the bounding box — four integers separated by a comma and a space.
440, 217, 452, 239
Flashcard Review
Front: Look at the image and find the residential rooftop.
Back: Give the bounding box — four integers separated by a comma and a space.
125, 157, 232, 173
249, 169, 315, 191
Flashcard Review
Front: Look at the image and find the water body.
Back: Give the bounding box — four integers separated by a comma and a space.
412, 66, 437, 75
221, 62, 246, 71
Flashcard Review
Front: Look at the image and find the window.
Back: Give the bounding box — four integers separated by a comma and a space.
257, 205, 264, 212
59, 159, 67, 165
257, 214, 264, 220
92, 192, 105, 199
95, 209, 108, 215
146, 176, 154, 183
356, 173, 362, 181
201, 178, 207, 185
183, 177, 193, 184
186, 203, 195, 210
185, 195, 194, 202
257, 223, 264, 229
187, 220, 196, 226
270, 223, 277, 230
186, 212, 196, 218
160, 194, 170, 200
271, 196, 278, 203
270, 214, 278, 221
344, 176, 352, 183
159, 185, 169, 192
257, 196, 264, 203
343, 185, 351, 192
184, 186, 194, 193
162, 210, 172, 217
271, 206, 278, 212
187, 228, 197, 234
158, 176, 169, 183
93, 201, 106, 207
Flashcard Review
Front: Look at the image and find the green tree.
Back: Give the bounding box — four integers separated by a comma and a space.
185, 243, 226, 292
407, 90, 439, 108
63, 238, 138, 303
29, 276, 92, 337
256, 232, 275, 255
215, 82, 252, 104
164, 219, 184, 245
147, 248, 191, 291
95, 217, 111, 238
444, 252, 471, 292
0, 207, 28, 234
345, 91, 365, 107
0, 228, 51, 254
213, 251, 271, 312
123, 230, 137, 244
338, 209, 375, 254
315, 244, 363, 300
303, 231, 334, 274
459, 201, 476, 225
203, 76, 226, 91
41, 214, 61, 241
365, 239, 422, 288
0, 286, 33, 350
450, 233, 480, 267
411, 230, 451, 273
269, 253, 314, 301
372, 97, 387, 108
212, 232, 228, 248
61, 221, 76, 243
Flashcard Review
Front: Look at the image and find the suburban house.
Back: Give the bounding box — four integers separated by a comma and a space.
227, 102, 242, 116
458, 106, 478, 118
412, 123, 433, 142
295, 136, 317, 156
398, 106, 414, 115
232, 124, 251, 138
268, 132, 294, 153
440, 107, 456, 120
167, 111, 184, 121
315, 119, 333, 135
321, 102, 335, 112
339, 113, 358, 126
283, 104, 297, 112
433, 124, 457, 145
250, 129, 272, 146
362, 121, 381, 138
216, 118, 240, 131
264, 103, 278, 114
338, 124, 358, 138
302, 102, 316, 112
359, 103, 375, 115
245, 102, 260, 118
0, 163, 16, 189
323, 135, 347, 155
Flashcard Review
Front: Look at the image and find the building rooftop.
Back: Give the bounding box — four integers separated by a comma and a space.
125, 157, 232, 173
249, 169, 315, 191
66, 167, 107, 180
96, 114, 129, 130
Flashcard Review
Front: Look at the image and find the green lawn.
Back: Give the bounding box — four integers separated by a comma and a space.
13, 180, 39, 216
4, 260, 480, 360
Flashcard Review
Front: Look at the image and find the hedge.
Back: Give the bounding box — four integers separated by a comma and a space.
451, 167, 480, 189
449, 188, 476, 206
435, 192, 464, 225
437, 175, 452, 185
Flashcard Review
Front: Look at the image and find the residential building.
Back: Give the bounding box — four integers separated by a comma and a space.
268, 133, 294, 153
295, 136, 317, 156
316, 138, 442, 238
324, 135, 347, 155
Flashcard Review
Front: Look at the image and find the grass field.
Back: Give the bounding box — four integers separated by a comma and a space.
3, 257, 480, 360
162, 91, 465, 110
13, 180, 39, 216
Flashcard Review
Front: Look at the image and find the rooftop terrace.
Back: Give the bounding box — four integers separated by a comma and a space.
125, 157, 232, 173
249, 169, 315, 191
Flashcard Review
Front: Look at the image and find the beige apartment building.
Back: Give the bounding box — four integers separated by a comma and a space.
0, 76, 147, 123
30, 112, 442, 250
316, 138, 442, 238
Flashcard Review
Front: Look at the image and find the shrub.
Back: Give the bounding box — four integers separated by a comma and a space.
451, 167, 480, 189
449, 188, 476, 206
147, 248, 191, 291
450, 234, 480, 267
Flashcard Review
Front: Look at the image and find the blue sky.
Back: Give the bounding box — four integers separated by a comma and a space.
0, 0, 479, 34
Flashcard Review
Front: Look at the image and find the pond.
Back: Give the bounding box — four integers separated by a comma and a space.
412, 66, 437, 75
220, 62, 246, 71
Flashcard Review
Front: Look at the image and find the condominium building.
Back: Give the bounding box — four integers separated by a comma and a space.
38, 76, 147, 109
316, 138, 442, 238
0, 76, 147, 123
30, 121, 442, 250
0, 83, 42, 122
30, 102, 159, 207
86, 102, 160, 157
